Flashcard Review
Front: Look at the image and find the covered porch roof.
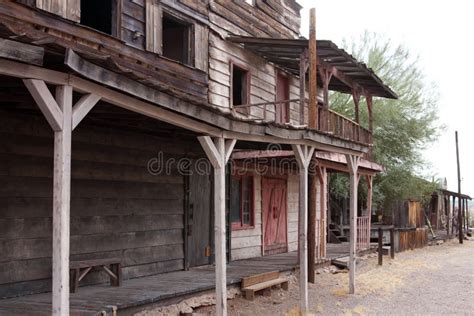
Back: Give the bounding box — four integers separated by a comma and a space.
227, 36, 398, 100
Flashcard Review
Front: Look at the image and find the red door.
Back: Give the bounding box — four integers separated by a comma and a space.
262, 177, 288, 255
276, 73, 289, 124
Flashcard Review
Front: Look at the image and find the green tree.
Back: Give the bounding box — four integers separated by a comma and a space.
329, 32, 442, 208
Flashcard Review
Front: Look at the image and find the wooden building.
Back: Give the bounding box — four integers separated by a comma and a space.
0, 1, 397, 315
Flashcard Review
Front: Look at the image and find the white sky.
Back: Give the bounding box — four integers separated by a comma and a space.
298, 0, 474, 196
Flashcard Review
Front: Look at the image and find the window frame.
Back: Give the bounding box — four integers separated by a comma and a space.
275, 71, 290, 124
230, 173, 255, 230
230, 60, 251, 115
161, 8, 195, 66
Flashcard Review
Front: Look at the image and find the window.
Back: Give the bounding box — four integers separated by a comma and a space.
80, 0, 118, 35
162, 13, 192, 65
276, 72, 290, 123
230, 175, 254, 229
231, 63, 250, 114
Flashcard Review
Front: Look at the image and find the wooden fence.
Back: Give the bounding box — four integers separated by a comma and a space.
357, 216, 371, 251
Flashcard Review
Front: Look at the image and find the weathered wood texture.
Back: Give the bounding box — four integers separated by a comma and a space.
0, 251, 298, 315
231, 172, 263, 261
207, 1, 303, 123
0, 111, 203, 298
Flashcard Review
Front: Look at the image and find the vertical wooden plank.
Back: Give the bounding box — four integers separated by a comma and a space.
346, 154, 359, 294
308, 8, 317, 129
194, 24, 209, 72
299, 50, 307, 125
146, 0, 163, 54
66, 0, 80, 22
308, 166, 316, 283
52, 85, 72, 316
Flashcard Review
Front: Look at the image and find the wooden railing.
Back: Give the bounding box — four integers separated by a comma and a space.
234, 99, 373, 146
357, 216, 371, 251
319, 107, 372, 145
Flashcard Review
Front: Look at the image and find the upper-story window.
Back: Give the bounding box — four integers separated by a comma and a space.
231, 62, 250, 115
80, 0, 118, 36
162, 13, 192, 65
275, 72, 290, 124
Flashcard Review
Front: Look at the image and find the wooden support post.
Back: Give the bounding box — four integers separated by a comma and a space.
452, 195, 456, 237
352, 90, 361, 124
308, 159, 317, 283
455, 131, 463, 244
23, 80, 100, 316
299, 50, 307, 125
308, 8, 317, 129
346, 154, 359, 294
390, 227, 395, 259
198, 136, 236, 316
378, 227, 383, 266
366, 94, 373, 158
318, 166, 328, 258
292, 144, 315, 314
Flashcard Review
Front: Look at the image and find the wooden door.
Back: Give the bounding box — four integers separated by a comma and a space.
262, 177, 288, 255
276, 73, 289, 124
187, 170, 212, 267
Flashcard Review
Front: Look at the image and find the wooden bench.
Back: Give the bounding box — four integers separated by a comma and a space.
241, 271, 289, 301
69, 258, 122, 293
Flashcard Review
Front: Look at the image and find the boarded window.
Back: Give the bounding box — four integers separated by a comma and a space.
230, 175, 254, 229
162, 13, 192, 65
35, 0, 80, 22
231, 63, 250, 114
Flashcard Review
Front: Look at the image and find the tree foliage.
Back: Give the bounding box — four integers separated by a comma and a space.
329, 32, 442, 208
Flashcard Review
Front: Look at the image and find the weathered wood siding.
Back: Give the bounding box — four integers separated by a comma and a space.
231, 174, 262, 260
0, 111, 196, 298
208, 0, 305, 123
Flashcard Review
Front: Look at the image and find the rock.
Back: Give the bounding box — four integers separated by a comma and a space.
436, 240, 444, 245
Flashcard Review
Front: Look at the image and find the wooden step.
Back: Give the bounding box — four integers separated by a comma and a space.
241, 271, 279, 288
242, 277, 289, 301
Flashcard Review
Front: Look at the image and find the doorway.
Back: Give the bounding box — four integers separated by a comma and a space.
262, 177, 288, 255
186, 169, 212, 267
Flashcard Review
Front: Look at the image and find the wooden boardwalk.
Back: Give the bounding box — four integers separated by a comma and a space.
0, 248, 351, 315
0, 252, 298, 315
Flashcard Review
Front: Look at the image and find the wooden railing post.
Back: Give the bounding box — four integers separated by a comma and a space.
378, 227, 383, 266
390, 227, 395, 259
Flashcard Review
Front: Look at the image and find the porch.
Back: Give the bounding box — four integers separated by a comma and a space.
0, 249, 351, 315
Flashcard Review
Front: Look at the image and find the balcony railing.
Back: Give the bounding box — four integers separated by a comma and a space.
234, 99, 372, 146
319, 107, 372, 145
357, 216, 371, 251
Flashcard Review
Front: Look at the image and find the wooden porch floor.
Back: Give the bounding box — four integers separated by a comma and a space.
0, 248, 351, 315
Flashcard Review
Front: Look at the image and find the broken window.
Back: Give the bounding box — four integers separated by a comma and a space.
230, 174, 254, 229
162, 13, 192, 65
231, 63, 250, 114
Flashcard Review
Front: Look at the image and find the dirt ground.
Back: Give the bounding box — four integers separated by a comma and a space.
196, 239, 474, 315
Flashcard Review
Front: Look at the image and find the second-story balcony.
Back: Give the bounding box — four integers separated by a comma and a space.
228, 36, 398, 148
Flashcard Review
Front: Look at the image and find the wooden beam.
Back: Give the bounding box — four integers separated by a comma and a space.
346, 154, 359, 294
352, 89, 361, 124
197, 136, 236, 316
292, 144, 315, 314
308, 8, 317, 129
299, 49, 307, 125
52, 85, 73, 316
319, 166, 328, 258
0, 58, 370, 155
23, 79, 63, 131
0, 38, 44, 66
72, 93, 101, 130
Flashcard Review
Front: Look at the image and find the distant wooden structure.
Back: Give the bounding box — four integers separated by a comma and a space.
0, 1, 397, 314
390, 200, 428, 252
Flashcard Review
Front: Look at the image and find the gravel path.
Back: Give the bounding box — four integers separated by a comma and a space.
196, 239, 474, 315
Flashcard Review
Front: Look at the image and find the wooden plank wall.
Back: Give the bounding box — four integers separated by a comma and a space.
208, 0, 305, 124
230, 173, 262, 261
0, 111, 200, 298
287, 174, 299, 251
